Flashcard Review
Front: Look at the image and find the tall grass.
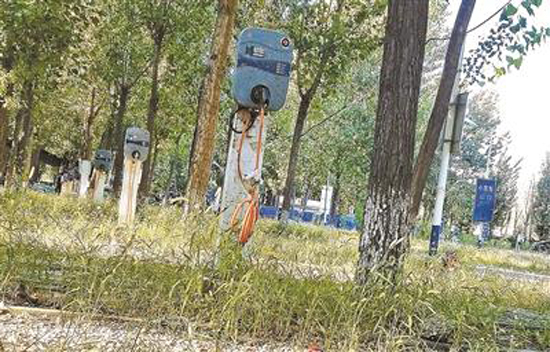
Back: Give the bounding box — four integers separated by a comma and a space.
1, 190, 549, 350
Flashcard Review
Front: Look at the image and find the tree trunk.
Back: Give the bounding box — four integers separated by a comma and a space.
5, 109, 23, 186
163, 130, 184, 204
185, 0, 238, 210
16, 81, 34, 182
81, 88, 101, 160
29, 146, 42, 184
281, 97, 311, 213
410, 0, 476, 219
356, 0, 429, 284
149, 137, 160, 194
0, 51, 14, 181
140, 34, 164, 197
0, 98, 8, 178
112, 85, 130, 196
330, 172, 341, 220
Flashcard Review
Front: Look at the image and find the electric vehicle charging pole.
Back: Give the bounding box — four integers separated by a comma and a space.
220, 109, 268, 231
219, 28, 293, 246
91, 150, 112, 203
118, 127, 150, 225
428, 49, 468, 256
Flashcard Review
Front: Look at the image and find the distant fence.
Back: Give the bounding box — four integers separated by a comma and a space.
259, 205, 357, 231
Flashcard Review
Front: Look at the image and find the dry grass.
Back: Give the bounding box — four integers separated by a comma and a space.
0, 190, 549, 351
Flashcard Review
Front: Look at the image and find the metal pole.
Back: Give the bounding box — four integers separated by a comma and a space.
429, 43, 466, 255
429, 108, 455, 255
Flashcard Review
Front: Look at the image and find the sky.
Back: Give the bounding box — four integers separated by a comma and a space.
449, 0, 550, 199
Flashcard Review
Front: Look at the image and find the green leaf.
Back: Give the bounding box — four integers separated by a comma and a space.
522, 1, 535, 16
505, 4, 519, 17
532, 0, 542, 7
513, 56, 523, 69
519, 16, 527, 28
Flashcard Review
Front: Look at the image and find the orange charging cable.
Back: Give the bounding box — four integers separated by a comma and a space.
229, 107, 265, 244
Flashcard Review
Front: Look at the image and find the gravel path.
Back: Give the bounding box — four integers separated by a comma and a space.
0, 307, 298, 352
475, 264, 550, 284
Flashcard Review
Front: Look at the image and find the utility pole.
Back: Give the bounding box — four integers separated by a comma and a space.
429, 47, 469, 256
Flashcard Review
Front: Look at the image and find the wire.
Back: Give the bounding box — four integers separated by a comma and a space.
229, 106, 265, 244
229, 107, 256, 134
425, 0, 513, 44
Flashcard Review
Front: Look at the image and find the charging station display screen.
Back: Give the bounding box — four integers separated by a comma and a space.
232, 28, 293, 111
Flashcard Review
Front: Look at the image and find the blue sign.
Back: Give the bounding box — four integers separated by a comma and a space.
259, 205, 278, 219
232, 28, 293, 111
473, 178, 497, 222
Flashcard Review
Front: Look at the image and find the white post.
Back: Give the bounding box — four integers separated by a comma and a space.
118, 159, 143, 225
428, 44, 465, 255
91, 170, 107, 203
78, 160, 92, 198
220, 110, 268, 234
429, 114, 454, 255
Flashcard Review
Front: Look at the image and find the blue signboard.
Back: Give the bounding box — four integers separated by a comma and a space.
473, 178, 497, 222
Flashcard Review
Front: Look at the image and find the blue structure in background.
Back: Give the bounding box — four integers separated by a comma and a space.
259, 205, 278, 219
473, 178, 497, 222
258, 205, 358, 231
302, 211, 314, 223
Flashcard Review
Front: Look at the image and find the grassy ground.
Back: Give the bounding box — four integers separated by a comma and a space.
0, 190, 549, 351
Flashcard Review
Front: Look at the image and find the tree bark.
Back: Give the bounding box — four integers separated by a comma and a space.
281, 97, 311, 213
29, 146, 42, 184
0, 98, 8, 178
16, 81, 34, 182
140, 33, 164, 197
5, 109, 23, 186
0, 50, 14, 181
330, 172, 341, 220
185, 0, 238, 210
81, 88, 102, 160
112, 85, 130, 196
410, 0, 476, 219
356, 0, 429, 284
163, 130, 184, 204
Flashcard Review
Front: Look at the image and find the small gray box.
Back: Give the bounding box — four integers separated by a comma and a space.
93, 150, 112, 172
124, 127, 150, 161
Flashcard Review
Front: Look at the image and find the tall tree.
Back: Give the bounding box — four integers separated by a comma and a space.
410, 0, 476, 219
532, 153, 550, 241
279, 0, 384, 217
185, 0, 238, 210
356, 0, 429, 284
0, 1, 90, 185
137, 0, 188, 196
95, 1, 151, 195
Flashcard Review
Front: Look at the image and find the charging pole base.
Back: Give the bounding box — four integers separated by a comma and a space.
118, 159, 143, 225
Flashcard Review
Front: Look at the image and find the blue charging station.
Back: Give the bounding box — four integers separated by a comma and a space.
232, 28, 293, 111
